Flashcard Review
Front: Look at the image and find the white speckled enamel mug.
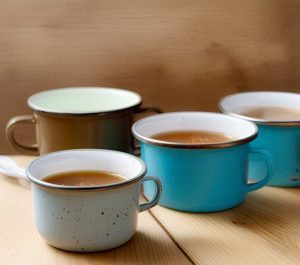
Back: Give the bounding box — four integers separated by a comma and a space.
26, 149, 161, 252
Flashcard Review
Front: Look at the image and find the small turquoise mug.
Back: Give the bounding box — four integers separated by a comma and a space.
220, 91, 300, 187
132, 112, 273, 212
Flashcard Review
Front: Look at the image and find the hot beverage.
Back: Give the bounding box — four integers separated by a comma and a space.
44, 170, 125, 186
241, 106, 300, 121
151, 130, 234, 144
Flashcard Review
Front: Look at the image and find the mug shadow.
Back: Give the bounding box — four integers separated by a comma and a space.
49, 230, 187, 264
228, 188, 300, 227
154, 187, 300, 263
215, 187, 300, 256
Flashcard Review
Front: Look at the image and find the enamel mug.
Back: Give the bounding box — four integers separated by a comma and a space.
6, 87, 160, 155
220, 91, 300, 186
26, 149, 162, 252
132, 112, 272, 212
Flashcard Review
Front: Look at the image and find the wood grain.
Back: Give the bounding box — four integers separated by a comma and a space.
151, 188, 300, 265
2, 156, 300, 264
0, 156, 191, 265
1, 0, 300, 153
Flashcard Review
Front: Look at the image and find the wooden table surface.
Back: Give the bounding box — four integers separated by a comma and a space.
1, 156, 300, 265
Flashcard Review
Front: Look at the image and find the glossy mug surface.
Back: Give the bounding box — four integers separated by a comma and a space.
220, 91, 300, 186
6, 87, 160, 155
132, 112, 272, 212
26, 149, 161, 252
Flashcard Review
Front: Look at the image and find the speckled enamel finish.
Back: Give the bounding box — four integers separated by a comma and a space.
26, 149, 161, 252
32, 183, 139, 252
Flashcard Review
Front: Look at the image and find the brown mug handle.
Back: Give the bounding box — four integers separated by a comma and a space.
133, 107, 162, 156
6, 115, 39, 155
135, 107, 162, 115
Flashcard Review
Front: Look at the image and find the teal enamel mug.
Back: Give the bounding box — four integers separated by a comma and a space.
220, 91, 300, 187
132, 112, 273, 212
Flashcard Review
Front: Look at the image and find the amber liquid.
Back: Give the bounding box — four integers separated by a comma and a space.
241, 106, 300, 121
43, 170, 125, 186
151, 130, 234, 144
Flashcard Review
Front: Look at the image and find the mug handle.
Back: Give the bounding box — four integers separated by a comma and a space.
246, 148, 273, 192
133, 107, 162, 156
6, 115, 39, 155
139, 176, 162, 212
135, 107, 162, 115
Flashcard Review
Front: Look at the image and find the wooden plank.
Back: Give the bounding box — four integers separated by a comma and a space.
150, 187, 300, 265
1, 0, 300, 153
0, 156, 192, 265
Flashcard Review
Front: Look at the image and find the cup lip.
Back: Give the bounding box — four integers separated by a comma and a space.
27, 87, 142, 116
26, 149, 147, 191
219, 91, 300, 127
132, 111, 258, 149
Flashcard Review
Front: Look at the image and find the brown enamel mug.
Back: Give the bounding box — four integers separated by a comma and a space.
6, 87, 161, 155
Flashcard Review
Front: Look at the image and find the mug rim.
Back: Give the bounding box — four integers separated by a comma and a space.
26, 149, 147, 191
219, 91, 300, 126
28, 87, 142, 116
132, 111, 258, 149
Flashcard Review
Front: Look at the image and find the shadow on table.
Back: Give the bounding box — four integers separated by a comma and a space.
221, 188, 300, 257
48, 230, 188, 264
227, 188, 300, 228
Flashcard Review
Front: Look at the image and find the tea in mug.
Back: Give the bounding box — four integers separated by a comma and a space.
240, 106, 300, 121
151, 130, 234, 144
43, 170, 125, 186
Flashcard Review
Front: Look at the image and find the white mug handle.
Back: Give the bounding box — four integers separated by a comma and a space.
139, 176, 162, 212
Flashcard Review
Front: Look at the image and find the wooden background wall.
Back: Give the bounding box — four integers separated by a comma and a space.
1, 0, 299, 154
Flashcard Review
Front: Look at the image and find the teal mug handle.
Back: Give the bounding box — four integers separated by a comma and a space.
246, 148, 273, 192
139, 176, 162, 212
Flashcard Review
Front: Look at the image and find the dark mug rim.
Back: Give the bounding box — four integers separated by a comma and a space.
219, 91, 300, 127
132, 111, 258, 149
26, 149, 147, 191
